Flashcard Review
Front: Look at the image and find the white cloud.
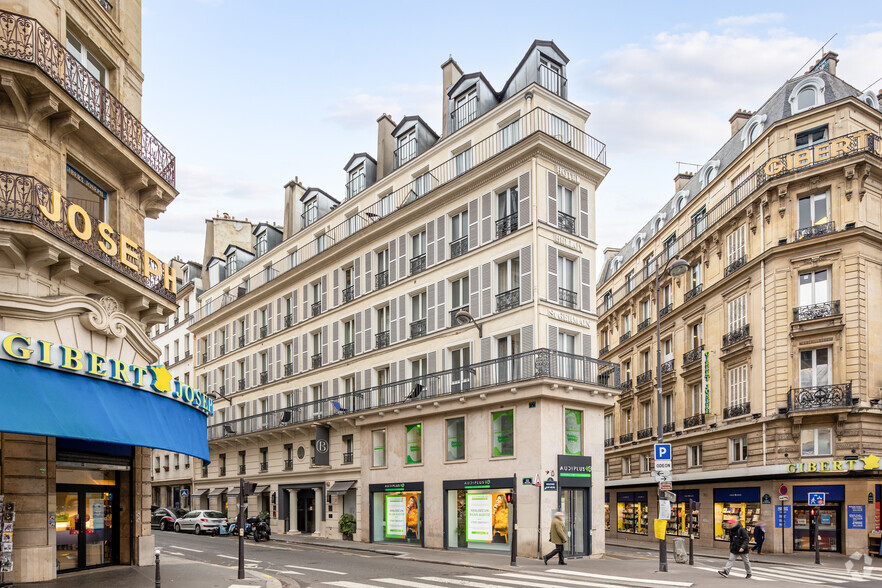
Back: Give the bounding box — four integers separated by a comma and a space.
324, 83, 440, 131
715, 13, 784, 28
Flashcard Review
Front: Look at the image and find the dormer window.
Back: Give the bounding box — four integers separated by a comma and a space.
539, 56, 564, 96
797, 87, 816, 110
255, 233, 267, 257
303, 199, 318, 227
788, 76, 825, 114
227, 252, 238, 275
699, 161, 720, 188
453, 89, 477, 131
396, 130, 417, 166
347, 165, 366, 199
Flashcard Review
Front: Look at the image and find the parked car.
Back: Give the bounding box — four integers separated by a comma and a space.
174, 510, 227, 535
151, 508, 187, 531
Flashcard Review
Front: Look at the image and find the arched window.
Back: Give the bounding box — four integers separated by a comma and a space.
699, 161, 720, 188
797, 87, 816, 111
789, 76, 825, 114
675, 190, 689, 212
634, 236, 644, 250
655, 217, 664, 233
860, 91, 880, 110
740, 113, 768, 151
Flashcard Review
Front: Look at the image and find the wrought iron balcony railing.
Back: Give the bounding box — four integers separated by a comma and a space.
725, 255, 747, 276
450, 96, 478, 133
284, 363, 293, 377
662, 422, 676, 434
375, 270, 389, 290
174, 355, 179, 363
97, 0, 113, 13
604, 437, 615, 448
410, 254, 426, 275
637, 317, 651, 333
683, 413, 705, 429
620, 378, 632, 391
342, 285, 354, 304
311, 353, 322, 369
795, 221, 835, 241
342, 452, 354, 464
659, 303, 673, 318
238, 465, 246, 475
557, 211, 576, 234
538, 64, 567, 97
342, 342, 355, 359
723, 324, 750, 347
559, 288, 578, 309
450, 236, 468, 259
311, 302, 321, 317
619, 433, 633, 444
724, 401, 751, 419
496, 212, 518, 238
238, 335, 246, 348
636, 370, 653, 386
283, 459, 293, 470
660, 359, 675, 375
260, 371, 268, 385
637, 427, 653, 440
619, 331, 631, 344
684, 284, 703, 303
788, 382, 852, 412
496, 288, 520, 312
410, 318, 427, 339
0, 10, 175, 186
259, 462, 268, 473
376, 330, 390, 349
238, 378, 245, 391
201, 352, 208, 365
599, 344, 610, 356
345, 173, 366, 200
218, 385, 225, 397
450, 306, 469, 327
393, 138, 418, 169
793, 300, 840, 322
683, 345, 704, 365
205, 349, 621, 442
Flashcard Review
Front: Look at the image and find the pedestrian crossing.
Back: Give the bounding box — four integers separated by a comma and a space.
696, 561, 881, 583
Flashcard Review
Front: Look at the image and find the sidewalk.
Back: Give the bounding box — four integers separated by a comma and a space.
20, 555, 283, 587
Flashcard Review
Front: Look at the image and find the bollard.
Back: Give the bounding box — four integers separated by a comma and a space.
154, 547, 161, 588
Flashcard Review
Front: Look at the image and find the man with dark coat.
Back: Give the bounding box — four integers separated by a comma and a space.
718, 517, 752, 578
543, 512, 568, 565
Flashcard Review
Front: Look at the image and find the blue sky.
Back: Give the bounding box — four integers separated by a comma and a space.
141, 0, 882, 265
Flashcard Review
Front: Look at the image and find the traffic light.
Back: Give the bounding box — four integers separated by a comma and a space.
243, 481, 257, 496
505, 492, 514, 503
809, 508, 816, 517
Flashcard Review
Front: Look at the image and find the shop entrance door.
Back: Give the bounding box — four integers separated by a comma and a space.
296, 489, 316, 534
560, 488, 589, 557
793, 504, 841, 552
56, 485, 117, 572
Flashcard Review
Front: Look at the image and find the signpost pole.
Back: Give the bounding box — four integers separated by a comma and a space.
814, 508, 820, 565
238, 477, 245, 580
781, 505, 785, 556
688, 500, 694, 566
511, 472, 517, 567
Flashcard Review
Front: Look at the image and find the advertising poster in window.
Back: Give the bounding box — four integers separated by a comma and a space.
564, 409, 582, 455
385, 495, 406, 538
466, 493, 509, 544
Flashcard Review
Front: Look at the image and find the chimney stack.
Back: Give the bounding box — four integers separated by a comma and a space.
877, 89, 882, 104
674, 172, 693, 192
440, 56, 463, 137
376, 113, 396, 181
729, 109, 752, 136
283, 178, 307, 239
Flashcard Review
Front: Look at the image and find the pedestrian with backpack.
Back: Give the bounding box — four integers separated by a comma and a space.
718, 517, 752, 579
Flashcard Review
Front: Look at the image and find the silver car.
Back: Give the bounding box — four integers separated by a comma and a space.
174, 510, 227, 534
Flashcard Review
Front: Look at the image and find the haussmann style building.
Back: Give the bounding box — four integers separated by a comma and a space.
184, 40, 620, 559
0, 0, 209, 582
596, 52, 882, 556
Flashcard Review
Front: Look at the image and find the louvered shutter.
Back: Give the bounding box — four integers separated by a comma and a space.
301, 333, 308, 372
267, 346, 274, 381
427, 282, 436, 332
469, 267, 480, 318
518, 171, 531, 228
364, 252, 372, 294
354, 257, 361, 297
332, 321, 339, 362
397, 235, 406, 281
398, 294, 406, 341
428, 351, 437, 374
548, 325, 558, 351
390, 297, 398, 345
481, 192, 491, 245
333, 269, 340, 307
481, 262, 491, 316
231, 321, 237, 350
481, 336, 492, 362
355, 312, 362, 355
547, 171, 558, 226
389, 238, 397, 282
276, 298, 282, 331
580, 257, 591, 313
520, 245, 532, 304
436, 216, 446, 264
468, 199, 478, 251
251, 352, 258, 385
322, 325, 329, 364
426, 220, 435, 267
321, 275, 328, 312
436, 280, 445, 330
364, 309, 372, 352
547, 245, 559, 303
252, 310, 258, 341
521, 325, 534, 351
581, 333, 592, 357
302, 285, 308, 321
579, 186, 590, 239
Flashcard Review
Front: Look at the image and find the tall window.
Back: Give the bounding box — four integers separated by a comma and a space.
497, 186, 518, 218
690, 322, 703, 349
446, 417, 465, 461
411, 291, 427, 322
497, 334, 520, 382
663, 338, 673, 362
622, 456, 632, 475
625, 271, 636, 293
491, 409, 514, 457
623, 313, 632, 334
66, 31, 107, 86
663, 394, 673, 425
405, 424, 422, 464
622, 407, 632, 433
798, 192, 829, 231
640, 299, 651, 322
801, 427, 833, 457
689, 445, 702, 467
727, 294, 747, 333
497, 258, 520, 293
730, 436, 748, 462
689, 382, 702, 415
799, 269, 830, 306
663, 233, 677, 259
559, 256, 575, 300
348, 165, 366, 197
500, 120, 520, 149
255, 233, 267, 256
411, 356, 427, 380
690, 261, 702, 289
661, 283, 672, 307
377, 248, 389, 274
397, 130, 416, 165
557, 331, 575, 378
451, 275, 469, 314
727, 364, 748, 408
640, 400, 652, 429
377, 305, 390, 333
727, 225, 746, 266
454, 148, 473, 176
372, 429, 386, 467
454, 88, 477, 129
799, 348, 830, 388
604, 414, 614, 441
304, 199, 318, 226
691, 207, 707, 238
313, 282, 322, 309
557, 185, 574, 217
451, 210, 468, 243
450, 346, 471, 393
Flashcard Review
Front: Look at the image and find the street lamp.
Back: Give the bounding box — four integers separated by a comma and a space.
655, 256, 689, 573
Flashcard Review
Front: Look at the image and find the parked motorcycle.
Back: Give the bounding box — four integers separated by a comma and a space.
226, 518, 252, 537
251, 514, 271, 542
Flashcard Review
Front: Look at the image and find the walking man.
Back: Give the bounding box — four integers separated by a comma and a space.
750, 521, 766, 555
718, 517, 752, 579
543, 511, 568, 565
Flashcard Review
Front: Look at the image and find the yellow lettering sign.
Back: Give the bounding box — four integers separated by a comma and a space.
793, 149, 813, 169
764, 159, 784, 176
37, 189, 62, 223
97, 222, 118, 257
119, 235, 140, 273
86, 352, 107, 377
59, 345, 84, 371
2, 334, 32, 360
66, 204, 92, 241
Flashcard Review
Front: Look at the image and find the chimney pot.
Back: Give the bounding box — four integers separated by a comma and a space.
729, 109, 752, 136
674, 172, 693, 192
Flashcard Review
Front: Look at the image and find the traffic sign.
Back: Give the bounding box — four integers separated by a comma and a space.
655, 460, 672, 471
658, 481, 672, 491
652, 470, 670, 483
808, 492, 825, 506
654, 444, 672, 461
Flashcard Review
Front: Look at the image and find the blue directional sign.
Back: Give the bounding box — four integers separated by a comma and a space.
807, 492, 826, 506
654, 444, 672, 461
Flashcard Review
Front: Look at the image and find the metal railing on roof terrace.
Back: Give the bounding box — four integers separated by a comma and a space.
190, 107, 606, 323
598, 131, 881, 316
207, 349, 619, 441
450, 96, 478, 133
0, 10, 175, 186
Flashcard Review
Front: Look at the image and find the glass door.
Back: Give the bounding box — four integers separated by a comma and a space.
793, 504, 841, 552
560, 488, 588, 557
56, 486, 116, 572
56, 491, 80, 571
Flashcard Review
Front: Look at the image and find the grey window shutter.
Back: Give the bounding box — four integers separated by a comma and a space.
292, 288, 299, 324
355, 371, 362, 391
355, 312, 362, 355
302, 285, 308, 321
397, 235, 406, 280
547, 245, 559, 303
252, 310, 258, 341
364, 252, 372, 294
333, 378, 339, 397
518, 171, 531, 228
398, 360, 405, 382
333, 269, 340, 307
332, 321, 339, 362
468, 199, 478, 251
231, 320, 237, 349
548, 325, 558, 351
481, 336, 492, 362
322, 380, 329, 403
354, 257, 361, 297
363, 369, 371, 388
428, 351, 436, 374
398, 294, 407, 341
292, 337, 299, 374
322, 325, 329, 364
469, 267, 480, 317
582, 333, 592, 357
213, 331, 218, 358
390, 297, 398, 344
251, 352, 258, 385
267, 303, 274, 335
436, 216, 446, 264
427, 282, 436, 332
436, 280, 446, 330
480, 192, 491, 245
520, 245, 532, 304
579, 186, 591, 239
581, 258, 591, 313
276, 343, 282, 377
521, 325, 534, 351
276, 298, 282, 331
389, 238, 397, 282
481, 262, 491, 316
426, 220, 435, 267
301, 333, 308, 372
225, 326, 230, 353
321, 275, 328, 312
364, 309, 372, 352
547, 171, 558, 227
267, 346, 274, 381
390, 361, 397, 382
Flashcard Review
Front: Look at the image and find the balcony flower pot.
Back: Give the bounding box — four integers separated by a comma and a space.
338, 513, 356, 540
163, 466, 169, 471
154, 467, 160, 473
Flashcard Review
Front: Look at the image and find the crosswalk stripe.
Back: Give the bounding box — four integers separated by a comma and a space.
170, 545, 204, 552
460, 574, 566, 587
286, 564, 347, 575
322, 582, 384, 588
547, 568, 694, 586
418, 577, 507, 588
375, 579, 457, 588
756, 565, 862, 583
693, 566, 774, 582
770, 564, 874, 581
265, 568, 304, 575
217, 554, 262, 563
494, 572, 628, 588
746, 567, 838, 583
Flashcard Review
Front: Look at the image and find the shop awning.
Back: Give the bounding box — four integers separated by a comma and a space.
254, 485, 271, 494
327, 480, 356, 495
193, 488, 211, 497
0, 356, 209, 461
208, 488, 228, 497
228, 486, 241, 497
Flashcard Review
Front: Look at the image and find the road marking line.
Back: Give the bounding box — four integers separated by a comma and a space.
164, 551, 184, 556
169, 545, 204, 552
265, 568, 304, 575
768, 564, 873, 580
748, 568, 843, 583
694, 566, 774, 582
375, 579, 453, 588
418, 578, 508, 588
321, 582, 384, 588
286, 564, 347, 575
216, 554, 262, 563
495, 572, 626, 588
547, 568, 694, 586
462, 575, 572, 587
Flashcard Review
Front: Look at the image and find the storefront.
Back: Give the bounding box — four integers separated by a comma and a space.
616, 491, 648, 535
793, 485, 844, 553
369, 482, 424, 546
443, 478, 513, 552
667, 489, 700, 538
558, 454, 592, 557
714, 487, 760, 543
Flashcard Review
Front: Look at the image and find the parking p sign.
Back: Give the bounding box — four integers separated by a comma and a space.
654, 444, 672, 461
807, 492, 825, 506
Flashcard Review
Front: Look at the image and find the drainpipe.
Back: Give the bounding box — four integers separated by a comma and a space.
760, 192, 767, 466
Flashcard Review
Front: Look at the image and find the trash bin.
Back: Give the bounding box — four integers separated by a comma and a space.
673, 538, 688, 564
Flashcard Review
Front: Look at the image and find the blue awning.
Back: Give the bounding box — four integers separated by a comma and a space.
0, 358, 208, 461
